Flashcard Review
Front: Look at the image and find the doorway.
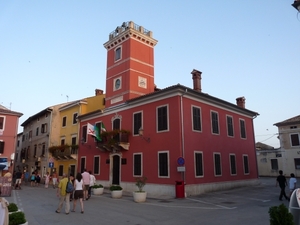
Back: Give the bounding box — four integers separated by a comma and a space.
112, 155, 120, 185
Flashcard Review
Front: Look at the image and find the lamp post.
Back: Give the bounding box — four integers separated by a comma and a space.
292, 0, 300, 11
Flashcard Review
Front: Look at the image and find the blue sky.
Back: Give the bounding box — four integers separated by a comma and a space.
1, 1, 299, 148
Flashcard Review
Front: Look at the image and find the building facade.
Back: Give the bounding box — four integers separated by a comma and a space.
0, 105, 23, 176
50, 90, 105, 177
273, 115, 300, 177
77, 21, 260, 197
19, 104, 67, 177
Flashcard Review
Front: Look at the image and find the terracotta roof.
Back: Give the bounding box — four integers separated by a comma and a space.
0, 104, 23, 117
274, 115, 300, 127
127, 84, 259, 117
255, 142, 275, 150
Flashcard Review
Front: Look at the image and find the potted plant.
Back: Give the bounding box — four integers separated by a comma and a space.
269, 204, 294, 225
8, 203, 19, 214
133, 176, 147, 203
109, 185, 123, 198
8, 211, 28, 225
91, 184, 104, 195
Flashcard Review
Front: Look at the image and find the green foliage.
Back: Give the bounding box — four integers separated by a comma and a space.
109, 185, 123, 191
269, 204, 294, 225
91, 184, 103, 189
135, 176, 147, 192
9, 211, 26, 225
7, 203, 18, 212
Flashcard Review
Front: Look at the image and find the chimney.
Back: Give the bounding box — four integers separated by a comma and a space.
191, 69, 202, 92
236, 96, 246, 108
95, 89, 103, 96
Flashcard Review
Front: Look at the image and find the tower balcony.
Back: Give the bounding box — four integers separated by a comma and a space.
96, 130, 130, 152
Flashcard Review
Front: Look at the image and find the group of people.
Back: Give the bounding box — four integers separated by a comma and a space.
276, 170, 297, 201
55, 169, 96, 215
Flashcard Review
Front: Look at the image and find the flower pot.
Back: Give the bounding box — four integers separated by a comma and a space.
111, 190, 123, 199
133, 191, 147, 203
93, 187, 104, 195
9, 209, 22, 214
20, 222, 28, 225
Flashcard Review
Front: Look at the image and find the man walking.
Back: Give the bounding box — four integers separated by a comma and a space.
276, 170, 289, 201
55, 173, 73, 215
15, 169, 22, 190
81, 169, 90, 201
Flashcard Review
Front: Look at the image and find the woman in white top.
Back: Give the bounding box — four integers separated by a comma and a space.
289, 173, 297, 198
72, 172, 84, 213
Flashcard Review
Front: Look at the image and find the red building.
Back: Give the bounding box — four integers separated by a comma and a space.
0, 105, 23, 175
77, 21, 259, 197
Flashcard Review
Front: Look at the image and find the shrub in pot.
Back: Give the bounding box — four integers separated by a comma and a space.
8, 203, 18, 213
269, 204, 293, 225
133, 176, 147, 203
8, 211, 27, 225
91, 184, 104, 195
110, 185, 123, 198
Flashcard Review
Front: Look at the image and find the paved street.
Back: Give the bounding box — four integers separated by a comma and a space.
5, 177, 293, 225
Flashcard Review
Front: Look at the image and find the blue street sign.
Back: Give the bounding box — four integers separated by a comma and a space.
177, 157, 185, 166
49, 162, 54, 168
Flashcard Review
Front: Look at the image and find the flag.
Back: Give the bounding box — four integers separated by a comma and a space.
94, 125, 101, 141
87, 123, 102, 142
87, 123, 95, 136
101, 122, 106, 132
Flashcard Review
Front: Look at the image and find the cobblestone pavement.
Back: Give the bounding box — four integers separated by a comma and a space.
5, 177, 293, 225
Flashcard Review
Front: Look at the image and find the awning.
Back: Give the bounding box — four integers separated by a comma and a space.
0, 164, 6, 170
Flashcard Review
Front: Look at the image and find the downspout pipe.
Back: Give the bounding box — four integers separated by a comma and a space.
180, 89, 187, 182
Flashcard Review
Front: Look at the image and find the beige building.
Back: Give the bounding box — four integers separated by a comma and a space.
256, 115, 300, 177
18, 103, 68, 177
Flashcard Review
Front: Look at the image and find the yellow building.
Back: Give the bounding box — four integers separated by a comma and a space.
49, 89, 105, 177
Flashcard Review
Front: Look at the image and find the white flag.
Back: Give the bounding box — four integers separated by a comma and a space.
87, 123, 96, 137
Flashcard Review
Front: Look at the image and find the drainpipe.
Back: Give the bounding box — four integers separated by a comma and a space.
180, 89, 187, 182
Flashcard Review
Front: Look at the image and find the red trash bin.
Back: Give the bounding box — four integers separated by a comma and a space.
175, 180, 185, 198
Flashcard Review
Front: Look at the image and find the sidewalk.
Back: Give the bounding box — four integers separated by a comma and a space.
4, 177, 294, 225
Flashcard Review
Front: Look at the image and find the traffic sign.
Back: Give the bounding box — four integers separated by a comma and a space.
49, 162, 54, 168
177, 157, 185, 166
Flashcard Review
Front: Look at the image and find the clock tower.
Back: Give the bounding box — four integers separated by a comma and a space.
103, 21, 158, 108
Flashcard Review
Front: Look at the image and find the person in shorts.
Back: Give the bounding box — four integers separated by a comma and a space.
81, 169, 90, 201
15, 170, 23, 189
72, 173, 84, 213
30, 172, 36, 187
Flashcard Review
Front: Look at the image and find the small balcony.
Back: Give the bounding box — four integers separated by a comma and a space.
49, 145, 78, 160
96, 130, 130, 152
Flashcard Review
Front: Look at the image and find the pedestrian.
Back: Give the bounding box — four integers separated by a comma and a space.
44, 172, 50, 188
12, 171, 16, 187
24, 171, 29, 185
276, 170, 289, 201
72, 172, 84, 214
289, 173, 297, 198
88, 170, 96, 199
52, 172, 58, 189
36, 173, 41, 186
70, 176, 75, 202
81, 169, 90, 201
14, 169, 23, 190
30, 172, 36, 187
55, 173, 72, 215
0, 188, 9, 225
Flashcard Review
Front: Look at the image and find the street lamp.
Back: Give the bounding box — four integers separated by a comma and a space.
292, 0, 300, 11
